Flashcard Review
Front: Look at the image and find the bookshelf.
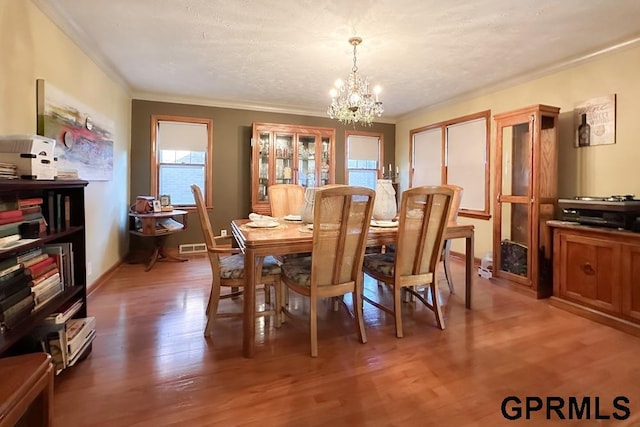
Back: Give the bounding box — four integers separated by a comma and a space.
0, 179, 88, 358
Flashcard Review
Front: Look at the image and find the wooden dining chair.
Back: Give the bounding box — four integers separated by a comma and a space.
441, 184, 463, 293
280, 186, 375, 357
190, 184, 282, 336
268, 184, 305, 218
362, 185, 453, 337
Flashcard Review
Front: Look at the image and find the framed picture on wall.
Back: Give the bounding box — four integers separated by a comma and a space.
574, 94, 616, 147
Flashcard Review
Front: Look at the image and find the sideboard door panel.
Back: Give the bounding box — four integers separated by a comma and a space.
560, 233, 620, 314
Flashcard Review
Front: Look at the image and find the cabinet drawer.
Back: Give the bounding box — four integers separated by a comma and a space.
558, 233, 620, 313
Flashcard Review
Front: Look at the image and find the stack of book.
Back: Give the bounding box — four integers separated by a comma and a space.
18, 197, 46, 237
56, 169, 79, 180
0, 162, 17, 179
25, 251, 63, 311
0, 252, 35, 332
38, 300, 95, 374
0, 197, 24, 249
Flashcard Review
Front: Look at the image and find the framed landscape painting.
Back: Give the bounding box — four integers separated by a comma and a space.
36, 79, 114, 181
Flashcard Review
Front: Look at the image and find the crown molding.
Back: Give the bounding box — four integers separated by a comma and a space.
132, 91, 397, 124
32, 0, 132, 94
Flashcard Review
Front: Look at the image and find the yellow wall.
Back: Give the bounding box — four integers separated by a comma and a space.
396, 43, 640, 259
0, 0, 131, 290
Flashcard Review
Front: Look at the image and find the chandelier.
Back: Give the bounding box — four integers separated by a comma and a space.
327, 37, 383, 126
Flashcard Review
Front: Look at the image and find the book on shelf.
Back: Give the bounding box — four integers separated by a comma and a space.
0, 221, 22, 239
0, 263, 23, 280
43, 299, 83, 325
31, 272, 61, 298
0, 271, 29, 300
0, 197, 18, 212
20, 205, 41, 216
68, 329, 95, 367
42, 314, 94, 374
0, 209, 22, 220
16, 247, 43, 264
0, 286, 32, 313
45, 328, 67, 373
28, 267, 59, 287
0, 238, 38, 254
43, 243, 73, 288
66, 316, 96, 357
33, 279, 63, 310
64, 195, 71, 229
22, 253, 48, 268
0, 234, 20, 248
43, 191, 55, 234
25, 256, 55, 278
0, 293, 34, 333
17, 197, 43, 209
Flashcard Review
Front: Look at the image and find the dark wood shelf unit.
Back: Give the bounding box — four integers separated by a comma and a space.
0, 179, 88, 357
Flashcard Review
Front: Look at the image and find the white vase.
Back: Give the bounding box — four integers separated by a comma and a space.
373, 179, 397, 220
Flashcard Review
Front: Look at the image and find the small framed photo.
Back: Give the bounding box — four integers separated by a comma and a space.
159, 195, 171, 207
152, 200, 162, 213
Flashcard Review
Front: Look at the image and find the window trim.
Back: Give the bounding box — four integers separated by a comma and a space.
151, 115, 213, 208
409, 110, 491, 220
344, 130, 384, 183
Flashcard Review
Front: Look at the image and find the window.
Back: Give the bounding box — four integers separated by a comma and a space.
151, 115, 213, 207
346, 131, 383, 190
410, 110, 490, 219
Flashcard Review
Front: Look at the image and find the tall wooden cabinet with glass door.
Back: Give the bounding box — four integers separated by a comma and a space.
493, 105, 560, 298
251, 123, 335, 215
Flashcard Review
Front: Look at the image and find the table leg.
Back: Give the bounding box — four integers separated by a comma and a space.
465, 233, 474, 309
243, 248, 257, 358
145, 246, 160, 272
145, 235, 188, 272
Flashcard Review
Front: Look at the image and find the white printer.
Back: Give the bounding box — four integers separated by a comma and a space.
0, 135, 57, 180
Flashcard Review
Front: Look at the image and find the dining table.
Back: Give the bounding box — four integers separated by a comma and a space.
231, 219, 475, 358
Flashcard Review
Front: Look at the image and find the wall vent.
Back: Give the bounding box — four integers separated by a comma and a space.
179, 243, 207, 254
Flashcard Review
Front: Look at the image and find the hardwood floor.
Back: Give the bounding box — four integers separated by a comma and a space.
53, 256, 640, 426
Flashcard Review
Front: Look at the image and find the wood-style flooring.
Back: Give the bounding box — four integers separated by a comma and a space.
52, 255, 640, 426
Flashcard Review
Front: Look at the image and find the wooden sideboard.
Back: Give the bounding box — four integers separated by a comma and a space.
548, 220, 640, 336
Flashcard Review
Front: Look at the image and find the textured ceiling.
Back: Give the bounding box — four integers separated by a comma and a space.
34, 0, 640, 121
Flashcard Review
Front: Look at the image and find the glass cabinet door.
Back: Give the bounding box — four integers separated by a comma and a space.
297, 135, 317, 188
497, 119, 532, 279
320, 136, 331, 186
274, 133, 294, 185
257, 131, 271, 203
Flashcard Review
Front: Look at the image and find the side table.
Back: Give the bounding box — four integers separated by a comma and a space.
128, 209, 189, 272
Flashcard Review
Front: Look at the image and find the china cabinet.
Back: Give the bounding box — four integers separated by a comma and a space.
492, 105, 560, 298
251, 123, 335, 215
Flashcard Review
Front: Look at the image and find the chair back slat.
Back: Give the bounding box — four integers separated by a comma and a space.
191, 184, 222, 280
311, 186, 375, 288
396, 186, 453, 278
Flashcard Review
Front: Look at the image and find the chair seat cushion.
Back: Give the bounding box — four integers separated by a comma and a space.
363, 253, 396, 278
220, 254, 281, 279
281, 257, 312, 287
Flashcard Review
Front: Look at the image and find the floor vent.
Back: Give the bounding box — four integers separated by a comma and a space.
179, 243, 207, 254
